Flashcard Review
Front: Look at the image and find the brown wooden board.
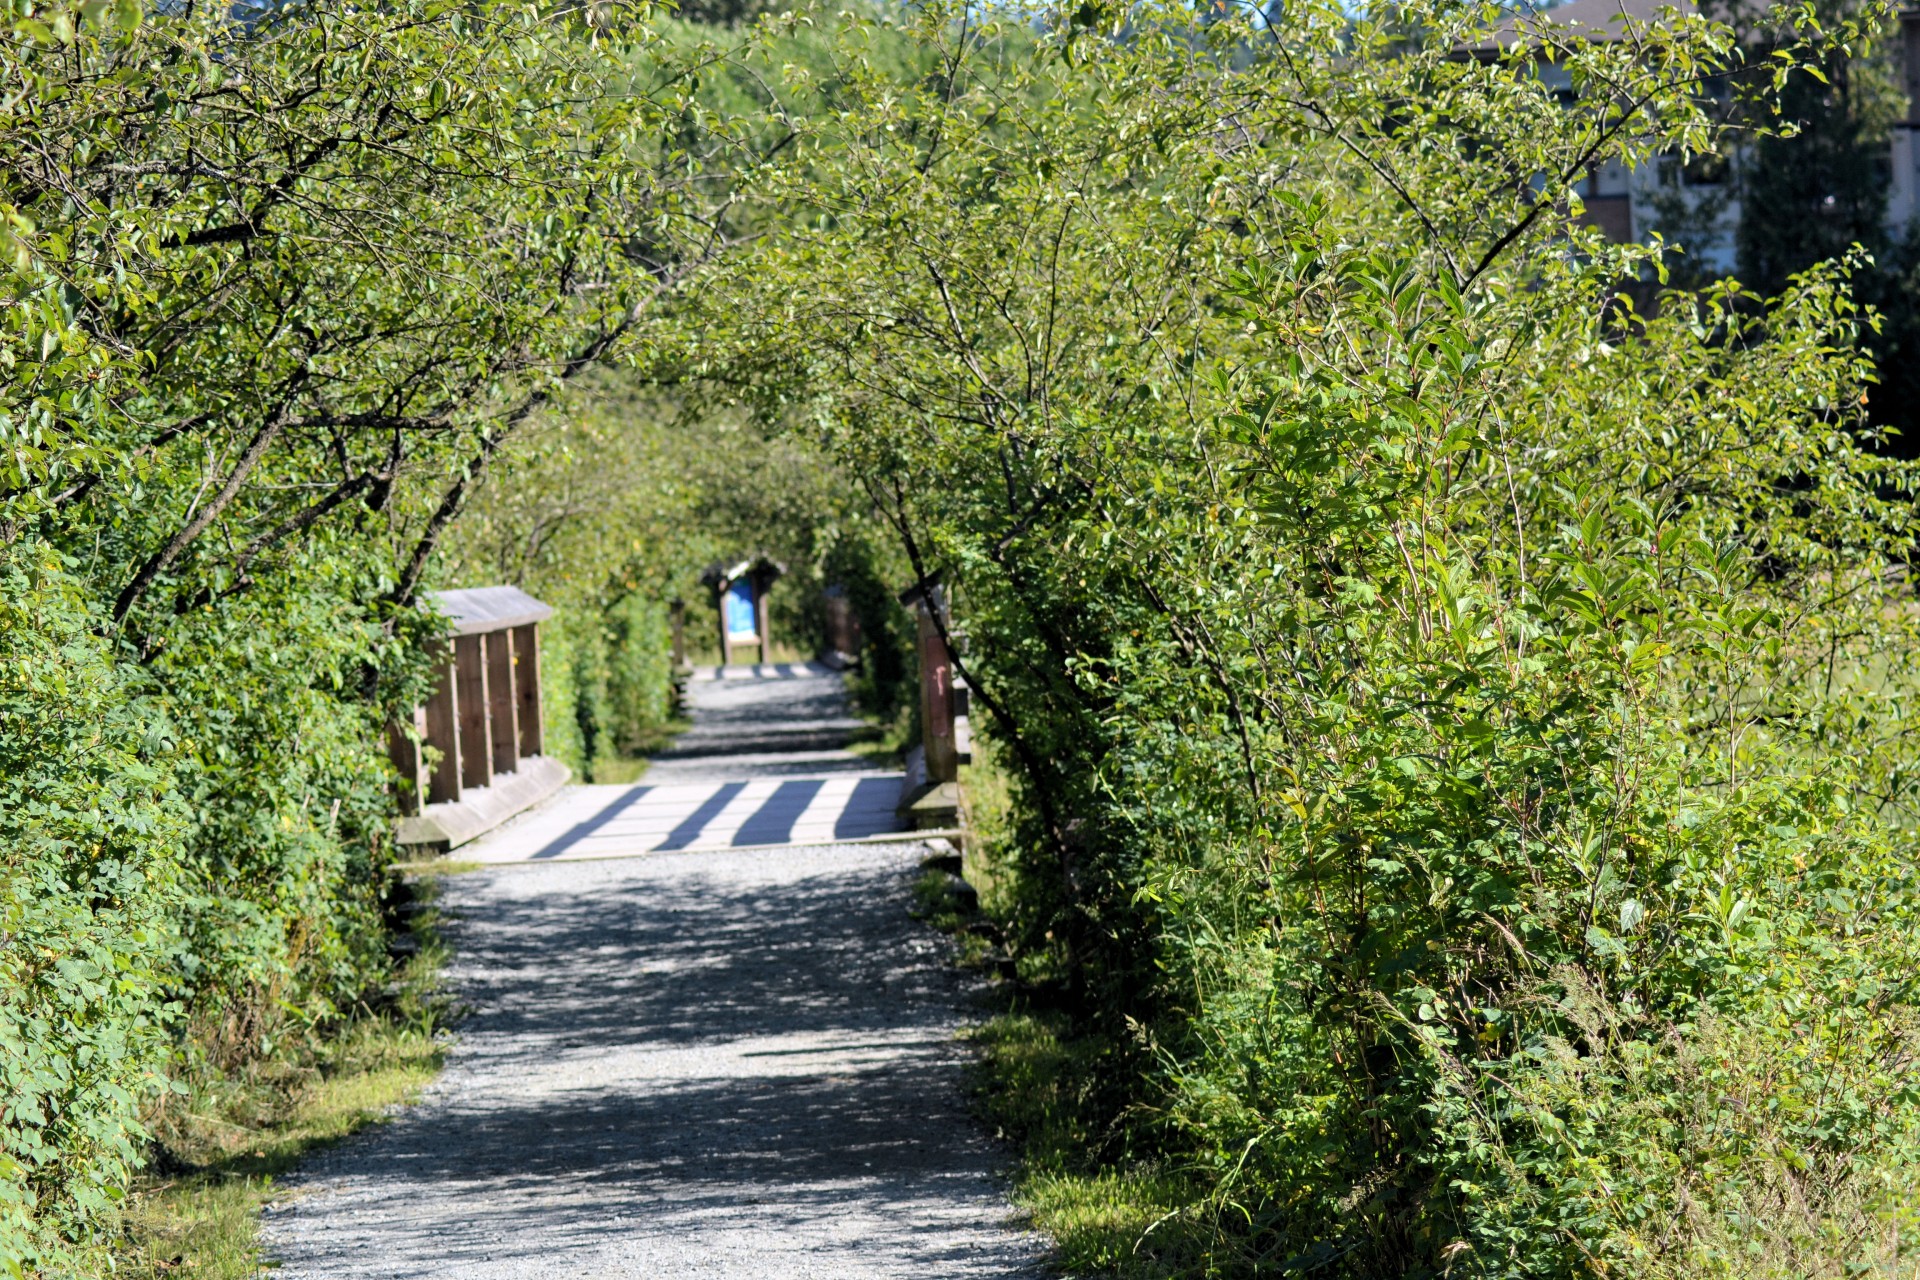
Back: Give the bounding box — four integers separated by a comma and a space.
487, 627, 519, 776
513, 624, 543, 757
455, 633, 492, 790
423, 651, 462, 804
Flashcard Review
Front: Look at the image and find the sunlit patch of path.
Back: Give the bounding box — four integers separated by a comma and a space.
462, 662, 912, 864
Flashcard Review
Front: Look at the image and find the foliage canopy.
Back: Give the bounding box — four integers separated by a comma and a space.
1, 0, 734, 1264
10, 0, 1920, 1273
691, 0, 1920, 1271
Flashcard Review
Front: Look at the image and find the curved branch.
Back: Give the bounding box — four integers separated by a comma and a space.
113, 376, 307, 623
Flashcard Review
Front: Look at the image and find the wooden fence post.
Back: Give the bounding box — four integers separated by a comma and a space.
823, 585, 861, 665
896, 574, 964, 829
754, 571, 772, 665
916, 587, 959, 785
487, 628, 519, 776
387, 706, 428, 816
455, 633, 491, 790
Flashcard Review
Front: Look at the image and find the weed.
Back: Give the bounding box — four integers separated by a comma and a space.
100, 876, 454, 1279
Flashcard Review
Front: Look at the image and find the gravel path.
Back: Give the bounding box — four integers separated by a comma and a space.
644, 665, 878, 783
261, 671, 1044, 1277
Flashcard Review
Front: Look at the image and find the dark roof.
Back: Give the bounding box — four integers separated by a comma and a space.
699, 555, 786, 588
427, 586, 554, 635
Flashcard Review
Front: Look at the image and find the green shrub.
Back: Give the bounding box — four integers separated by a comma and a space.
149, 577, 408, 1070
537, 610, 593, 777
0, 0, 725, 1257
724, 2, 1920, 1271
604, 593, 675, 752
0, 550, 184, 1271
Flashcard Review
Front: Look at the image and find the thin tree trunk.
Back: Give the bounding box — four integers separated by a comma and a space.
113, 380, 306, 623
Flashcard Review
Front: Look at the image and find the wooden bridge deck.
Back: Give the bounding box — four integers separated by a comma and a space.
458, 662, 912, 864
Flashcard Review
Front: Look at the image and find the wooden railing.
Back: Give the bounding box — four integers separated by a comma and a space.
390, 586, 553, 817
898, 575, 970, 829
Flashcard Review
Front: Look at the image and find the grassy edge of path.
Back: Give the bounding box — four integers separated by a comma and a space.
914, 859, 1212, 1278
910, 748, 1216, 1280
965, 1010, 1213, 1279
99, 870, 462, 1280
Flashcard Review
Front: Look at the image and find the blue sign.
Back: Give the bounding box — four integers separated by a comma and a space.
724, 579, 758, 640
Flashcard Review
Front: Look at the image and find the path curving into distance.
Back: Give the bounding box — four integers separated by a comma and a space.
261, 665, 1043, 1278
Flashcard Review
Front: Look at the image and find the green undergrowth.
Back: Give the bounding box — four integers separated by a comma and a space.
929, 885, 1214, 1276
98, 875, 455, 1280
931, 742, 1210, 1277
588, 712, 695, 785
846, 696, 914, 769
840, 630, 920, 769
843, 726, 903, 769
969, 1014, 1211, 1278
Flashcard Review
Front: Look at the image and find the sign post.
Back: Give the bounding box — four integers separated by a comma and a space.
701, 555, 785, 669
724, 577, 760, 663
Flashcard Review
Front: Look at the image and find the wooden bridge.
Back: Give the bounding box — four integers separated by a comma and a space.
388, 582, 968, 862
459, 662, 918, 864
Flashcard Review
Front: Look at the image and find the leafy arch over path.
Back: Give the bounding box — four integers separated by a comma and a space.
696, 0, 1920, 1271
0, 0, 753, 1265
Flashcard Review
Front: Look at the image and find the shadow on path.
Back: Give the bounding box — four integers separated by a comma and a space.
261, 843, 1044, 1279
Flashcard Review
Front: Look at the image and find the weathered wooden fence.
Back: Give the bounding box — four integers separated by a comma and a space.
390, 586, 570, 851
898, 576, 970, 829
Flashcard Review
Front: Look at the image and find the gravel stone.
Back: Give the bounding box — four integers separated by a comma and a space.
264, 666, 1040, 1276
259, 843, 1047, 1278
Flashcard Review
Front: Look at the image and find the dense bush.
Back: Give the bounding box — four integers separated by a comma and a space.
712, 1, 1920, 1271
0, 551, 183, 1271
0, 0, 728, 1262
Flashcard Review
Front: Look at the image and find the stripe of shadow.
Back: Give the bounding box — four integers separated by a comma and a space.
835, 776, 907, 839
531, 786, 652, 860
654, 780, 746, 851
732, 778, 825, 847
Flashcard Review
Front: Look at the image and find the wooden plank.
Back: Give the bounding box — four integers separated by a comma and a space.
917, 598, 957, 784
487, 624, 519, 776
423, 648, 462, 805
514, 624, 544, 757
455, 633, 492, 790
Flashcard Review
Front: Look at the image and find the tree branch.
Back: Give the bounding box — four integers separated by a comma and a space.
389, 318, 635, 606
113, 376, 308, 623
228, 469, 379, 583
